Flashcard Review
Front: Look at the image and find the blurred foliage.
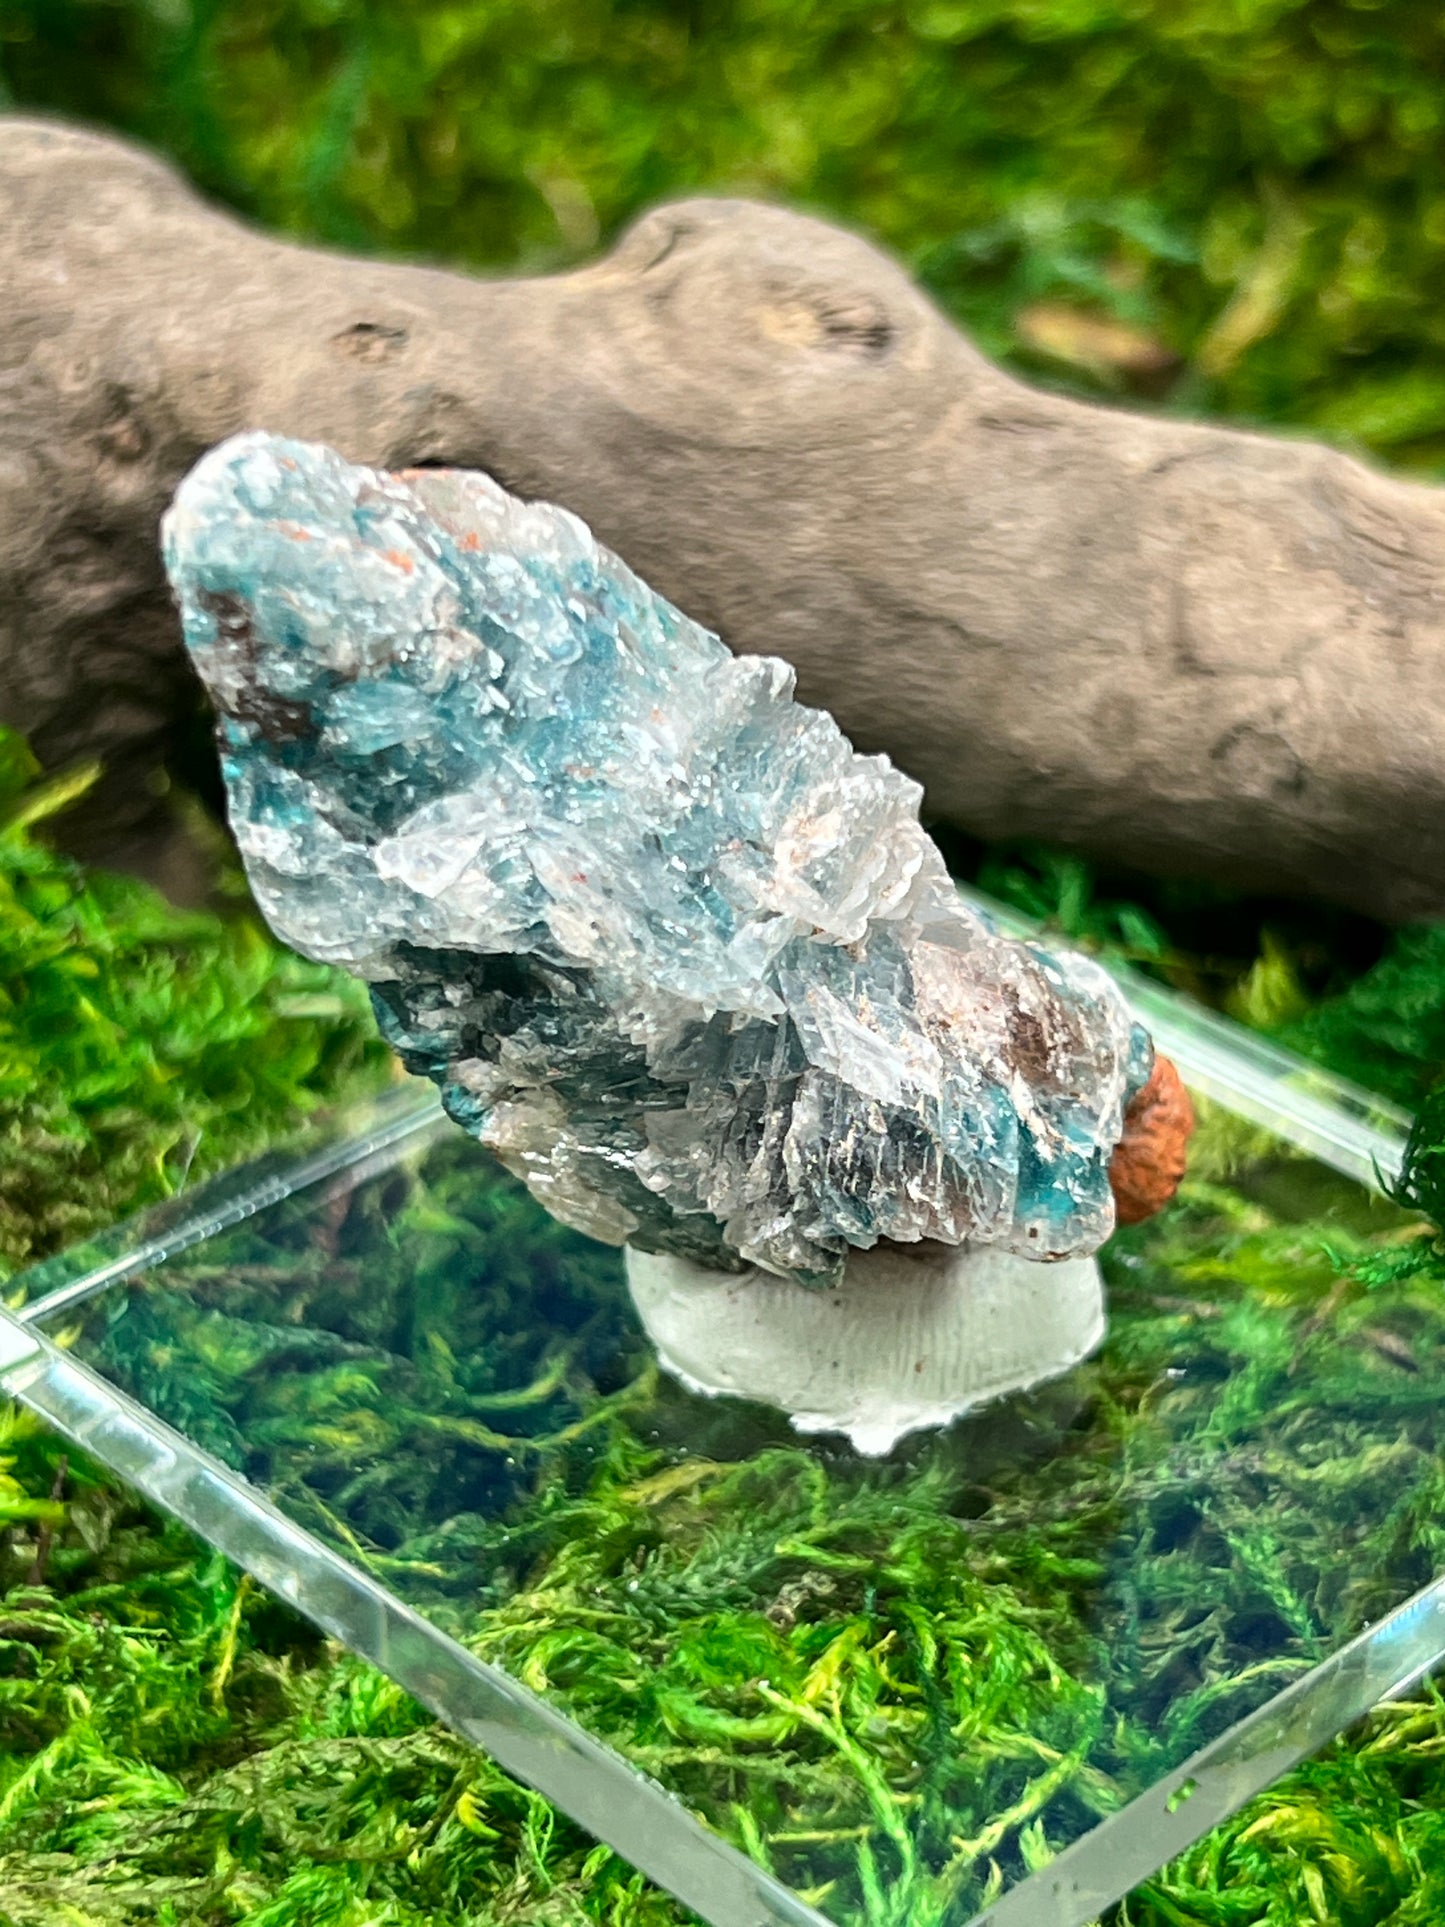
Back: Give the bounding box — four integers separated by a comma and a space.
1287, 930, 1445, 1108
0, 728, 386, 1276
6, 0, 1445, 465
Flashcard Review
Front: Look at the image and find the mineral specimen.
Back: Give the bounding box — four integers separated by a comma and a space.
164, 431, 1155, 1287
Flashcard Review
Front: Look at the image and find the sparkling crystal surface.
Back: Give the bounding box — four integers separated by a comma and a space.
164, 432, 1146, 1283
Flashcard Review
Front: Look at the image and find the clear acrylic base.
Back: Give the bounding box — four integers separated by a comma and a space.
5, 903, 1430, 1927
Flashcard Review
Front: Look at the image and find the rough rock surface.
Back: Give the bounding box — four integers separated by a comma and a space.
165, 432, 1151, 1283
6, 116, 1445, 917
1108, 1056, 1195, 1227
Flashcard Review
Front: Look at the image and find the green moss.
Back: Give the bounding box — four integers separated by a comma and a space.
0, 732, 387, 1276
18, 727, 1445, 1921
0, 769, 1441, 1923
25, 1103, 1436, 1925
0, 1398, 683, 1926
1286, 934, 1445, 1108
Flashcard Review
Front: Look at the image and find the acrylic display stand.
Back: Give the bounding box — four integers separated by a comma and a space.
2, 895, 1430, 1927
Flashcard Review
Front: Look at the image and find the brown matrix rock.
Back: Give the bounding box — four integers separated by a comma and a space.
1109, 1056, 1195, 1228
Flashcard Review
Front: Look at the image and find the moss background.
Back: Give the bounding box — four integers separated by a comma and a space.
5, 2, 1445, 1921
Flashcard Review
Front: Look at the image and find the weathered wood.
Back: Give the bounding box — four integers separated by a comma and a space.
4, 115, 1444, 917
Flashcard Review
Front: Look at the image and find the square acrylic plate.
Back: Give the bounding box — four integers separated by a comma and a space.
2, 903, 1435, 1927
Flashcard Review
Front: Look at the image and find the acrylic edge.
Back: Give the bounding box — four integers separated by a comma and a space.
12, 1081, 446, 1327
0, 1310, 831, 1927
971, 1573, 1445, 1926
1, 906, 1429, 1925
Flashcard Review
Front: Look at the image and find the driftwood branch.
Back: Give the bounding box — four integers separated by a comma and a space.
3, 115, 1444, 918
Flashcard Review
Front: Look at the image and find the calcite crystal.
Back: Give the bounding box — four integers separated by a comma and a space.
164, 432, 1154, 1287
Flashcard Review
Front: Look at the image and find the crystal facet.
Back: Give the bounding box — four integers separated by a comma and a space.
164, 433, 1148, 1284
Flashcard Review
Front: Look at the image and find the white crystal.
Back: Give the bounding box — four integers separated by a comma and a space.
164, 432, 1151, 1286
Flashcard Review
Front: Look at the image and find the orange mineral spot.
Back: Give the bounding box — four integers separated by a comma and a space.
1109, 1053, 1194, 1226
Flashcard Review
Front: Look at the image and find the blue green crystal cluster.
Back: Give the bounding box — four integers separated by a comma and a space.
164, 432, 1146, 1284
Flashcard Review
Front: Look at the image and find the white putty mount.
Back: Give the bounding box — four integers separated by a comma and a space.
625, 1242, 1105, 1457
